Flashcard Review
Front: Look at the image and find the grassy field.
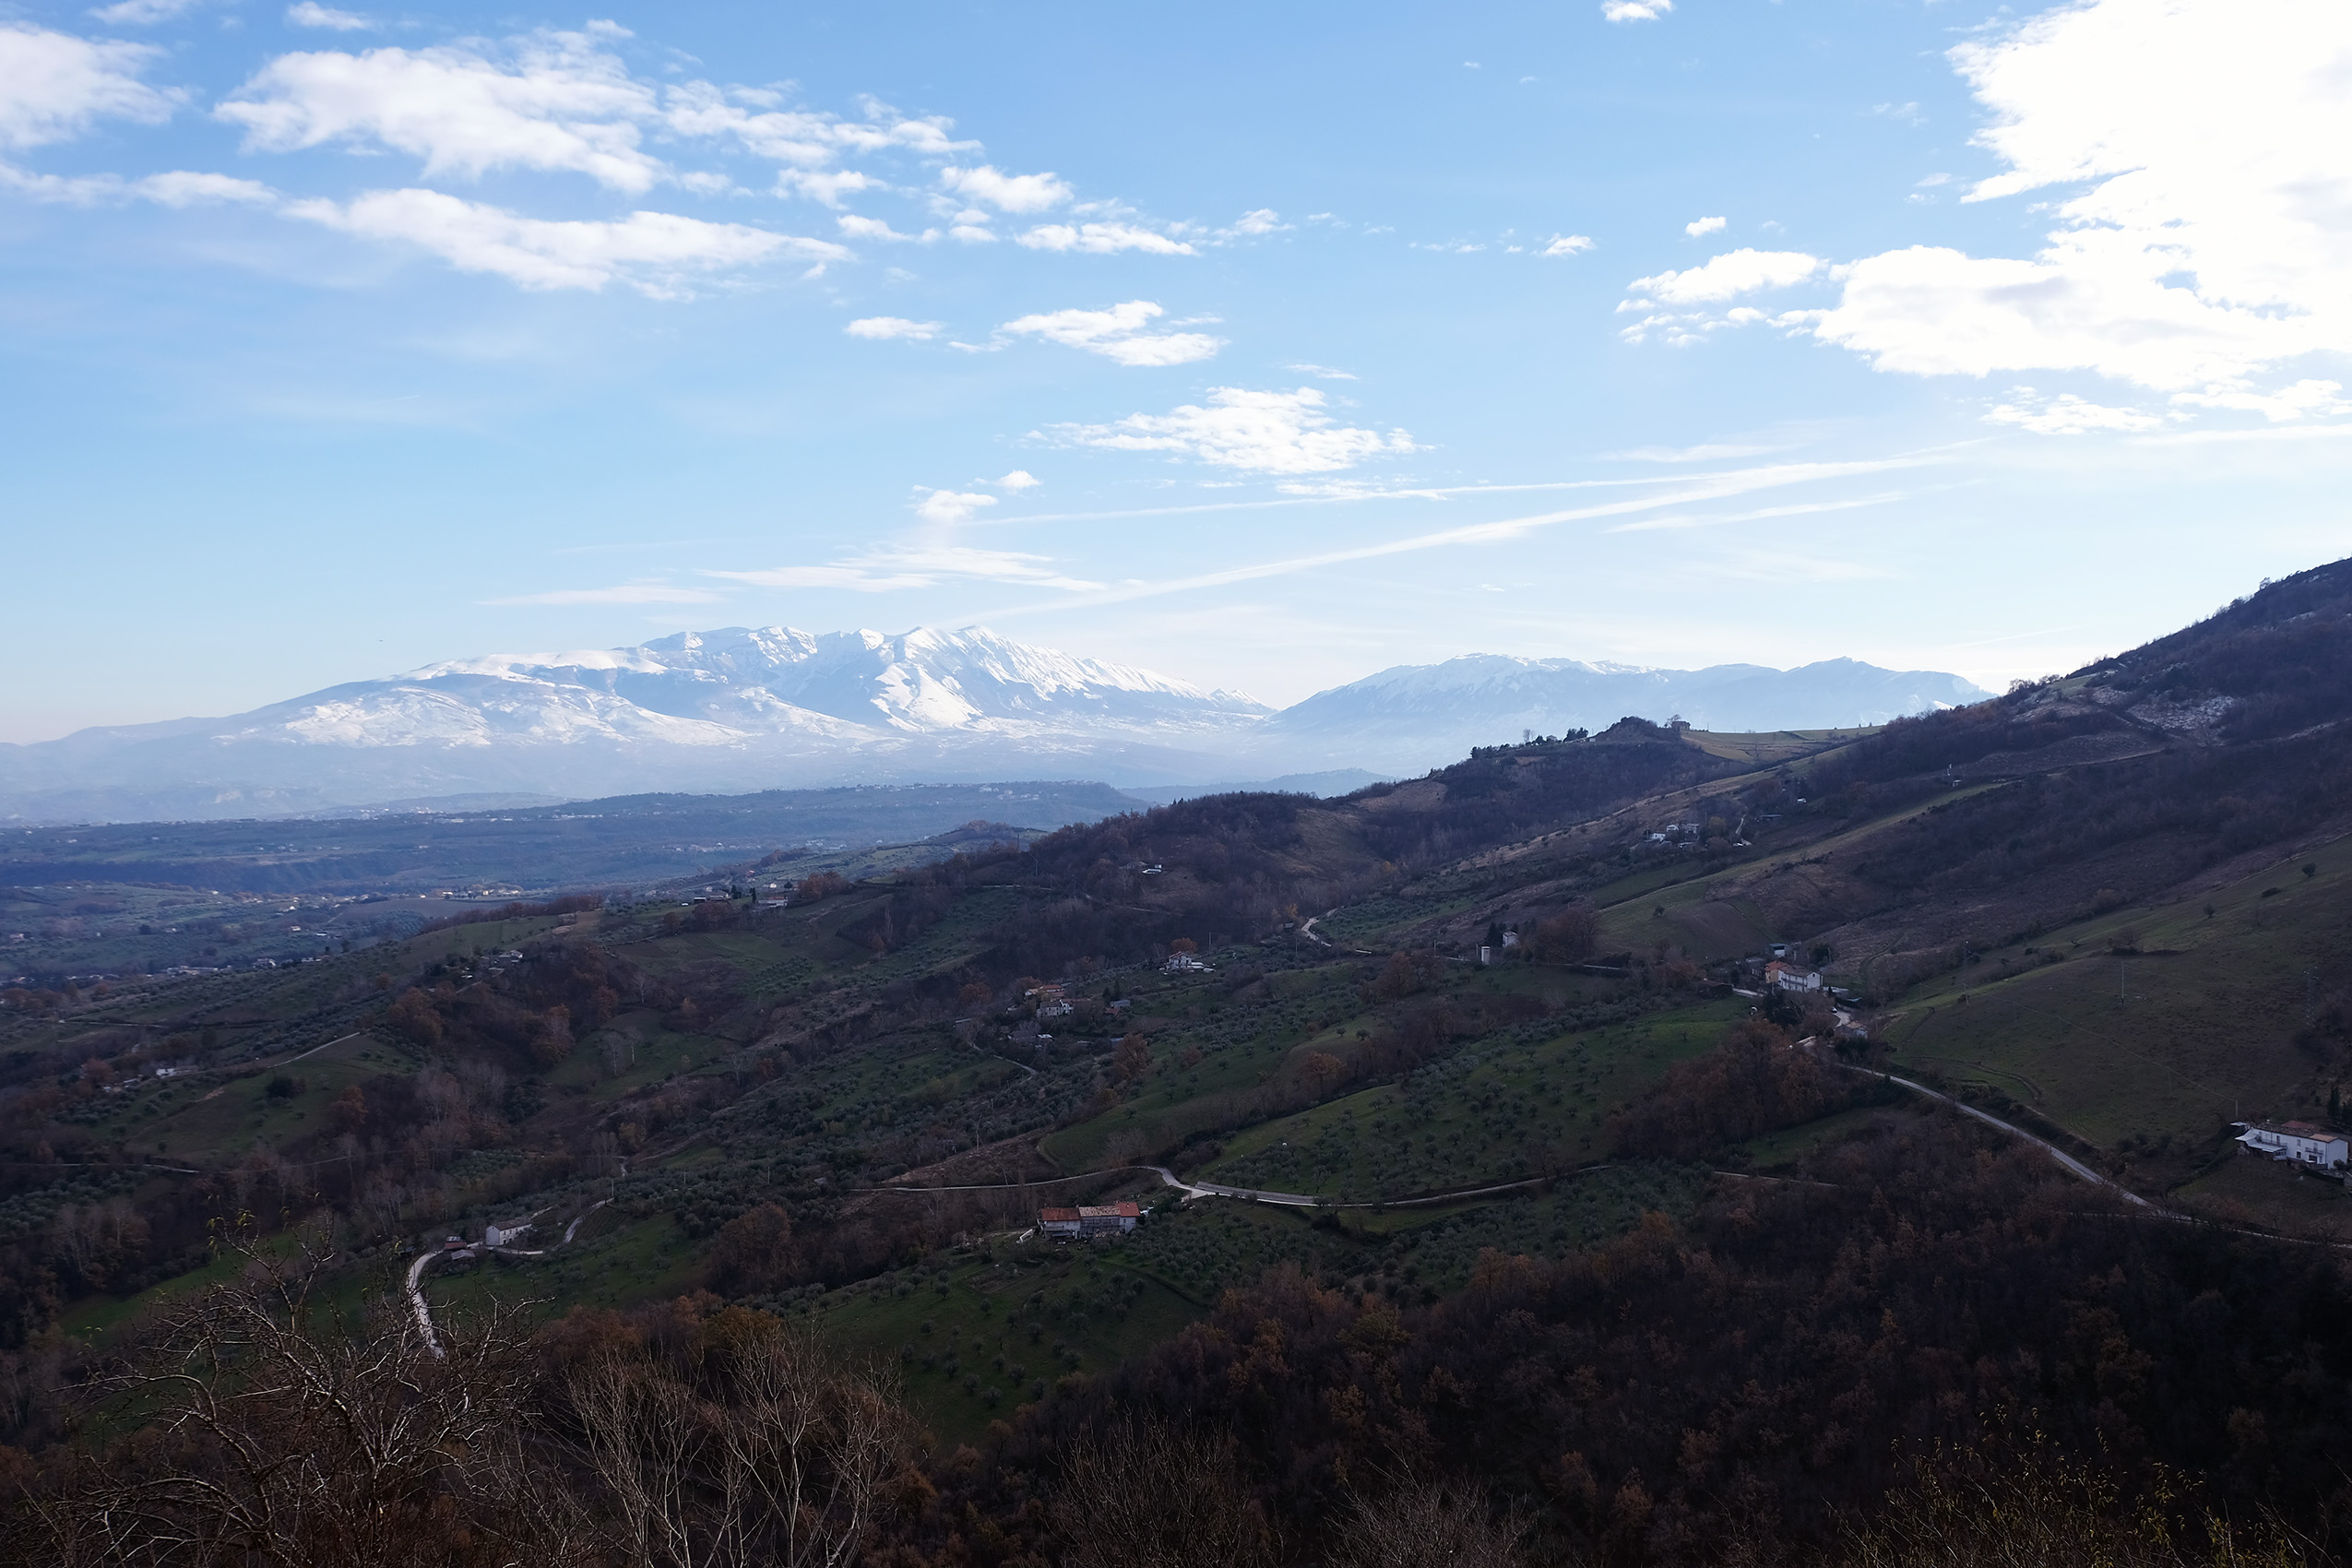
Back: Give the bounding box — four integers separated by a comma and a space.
1880, 833, 2352, 1155
2171, 1153, 2352, 1241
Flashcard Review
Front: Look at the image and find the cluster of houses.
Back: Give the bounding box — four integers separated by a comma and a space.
1024, 982, 1075, 1019
1163, 952, 1210, 974
1037, 1202, 1143, 1241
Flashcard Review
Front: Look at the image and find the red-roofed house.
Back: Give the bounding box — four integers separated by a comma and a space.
1038, 1202, 1142, 1241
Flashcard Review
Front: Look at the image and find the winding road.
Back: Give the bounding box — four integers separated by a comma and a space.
875, 1161, 1595, 1212
1811, 1049, 2152, 1207
406, 1196, 612, 1356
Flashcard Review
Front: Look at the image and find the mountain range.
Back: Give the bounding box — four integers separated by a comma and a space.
0, 625, 1990, 823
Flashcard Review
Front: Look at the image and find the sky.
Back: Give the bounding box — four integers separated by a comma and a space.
3, 0, 2349, 742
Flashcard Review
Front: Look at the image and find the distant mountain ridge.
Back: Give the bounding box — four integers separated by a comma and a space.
0, 625, 1991, 823
1259, 654, 1991, 775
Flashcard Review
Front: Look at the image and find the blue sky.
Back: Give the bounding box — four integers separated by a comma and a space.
4, 0, 2348, 741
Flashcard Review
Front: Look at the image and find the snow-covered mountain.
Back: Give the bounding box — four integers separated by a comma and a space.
1256, 655, 1990, 775
0, 627, 1270, 823
0, 627, 1991, 823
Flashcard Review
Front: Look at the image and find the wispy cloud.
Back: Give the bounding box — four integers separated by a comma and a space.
1604, 490, 1917, 531
0, 23, 179, 151
285, 2, 372, 30
286, 188, 844, 296
711, 542, 1100, 594
1016, 221, 1194, 255
986, 453, 1952, 612
1046, 386, 1418, 474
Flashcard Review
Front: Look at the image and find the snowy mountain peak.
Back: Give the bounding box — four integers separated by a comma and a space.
0, 628, 1987, 823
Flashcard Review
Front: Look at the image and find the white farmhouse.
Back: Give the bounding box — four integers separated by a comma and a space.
2234, 1121, 2347, 1170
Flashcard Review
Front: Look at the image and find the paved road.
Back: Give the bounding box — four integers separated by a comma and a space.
878, 1162, 1599, 1212
408, 1197, 612, 1356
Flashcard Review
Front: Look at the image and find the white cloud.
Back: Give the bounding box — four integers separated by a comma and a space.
0, 24, 177, 151
1684, 215, 1726, 238
714, 542, 1098, 594
1601, 0, 1672, 20
1286, 362, 1357, 380
948, 223, 996, 244
286, 187, 841, 295
0, 162, 276, 206
286, 2, 372, 30
996, 299, 1223, 366
1049, 386, 1419, 474
1984, 388, 2163, 435
88, 0, 202, 23
219, 30, 669, 193
486, 583, 726, 605
1541, 234, 1594, 257
837, 213, 932, 243
1221, 208, 1288, 237
992, 469, 1040, 492
776, 168, 876, 206
661, 82, 973, 167
1626, 248, 1823, 303
1801, 0, 2352, 396
913, 488, 996, 526
1017, 221, 1195, 255
938, 162, 1071, 213
2169, 378, 2349, 422
844, 315, 939, 340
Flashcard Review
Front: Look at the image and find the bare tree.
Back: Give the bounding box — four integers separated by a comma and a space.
561, 1310, 913, 1568
22, 1239, 578, 1568
1049, 1420, 1277, 1568
1329, 1476, 1535, 1568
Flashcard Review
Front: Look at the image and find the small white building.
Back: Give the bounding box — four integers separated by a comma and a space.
1163, 952, 1209, 973
2235, 1121, 2347, 1170
484, 1220, 533, 1248
1764, 961, 1822, 992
